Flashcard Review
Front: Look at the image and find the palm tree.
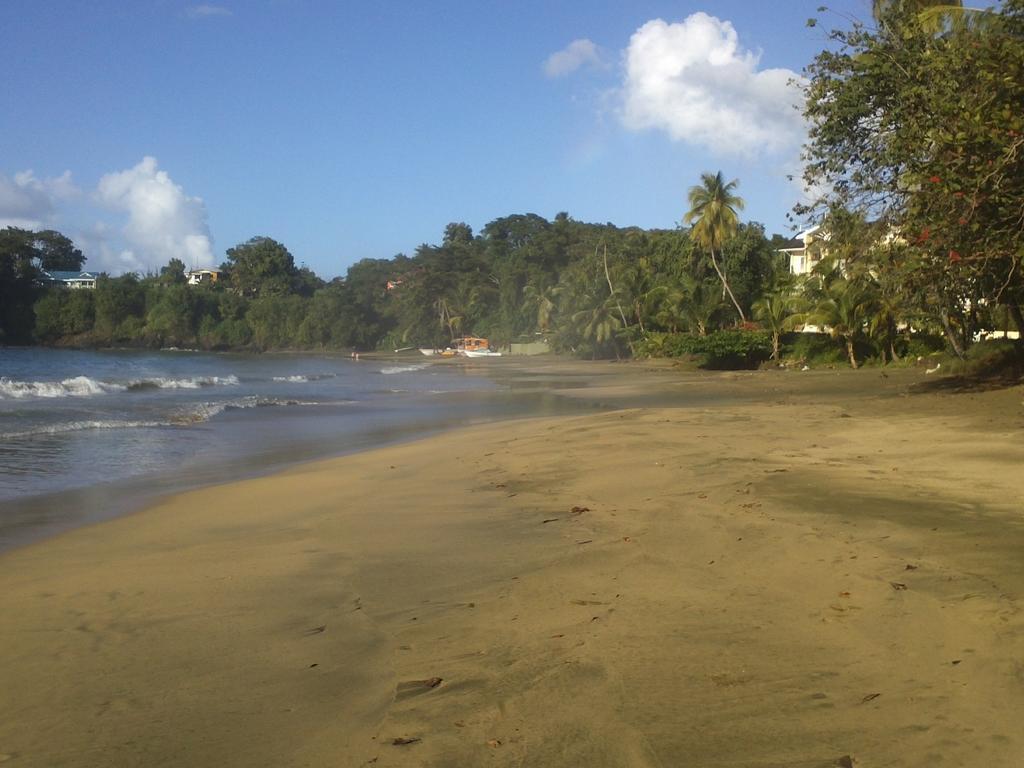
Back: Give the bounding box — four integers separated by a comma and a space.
675, 276, 725, 337
685, 172, 747, 323
522, 281, 561, 333
802, 278, 880, 369
868, 287, 908, 364
872, 0, 991, 33
752, 290, 802, 361
433, 296, 462, 342
571, 295, 624, 359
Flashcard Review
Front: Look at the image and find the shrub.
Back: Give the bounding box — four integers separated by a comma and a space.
950, 339, 1024, 380
685, 329, 772, 369
638, 330, 771, 369
782, 332, 846, 366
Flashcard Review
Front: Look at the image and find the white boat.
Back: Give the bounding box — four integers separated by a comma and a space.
452, 336, 501, 357
462, 349, 502, 357
418, 348, 438, 356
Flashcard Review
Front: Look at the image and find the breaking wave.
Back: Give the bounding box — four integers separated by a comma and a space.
0, 374, 240, 399
0, 419, 169, 439
173, 396, 338, 424
379, 364, 428, 375
125, 375, 240, 390
271, 373, 337, 382
0, 397, 338, 438
0, 376, 126, 399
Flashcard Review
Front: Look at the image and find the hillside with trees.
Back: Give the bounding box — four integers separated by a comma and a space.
2, 2, 1023, 370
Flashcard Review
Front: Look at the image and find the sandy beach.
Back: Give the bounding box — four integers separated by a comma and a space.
1, 361, 1022, 767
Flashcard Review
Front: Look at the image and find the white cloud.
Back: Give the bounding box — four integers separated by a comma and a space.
96, 156, 215, 272
186, 4, 232, 19
544, 39, 606, 78
0, 170, 78, 230
620, 13, 805, 156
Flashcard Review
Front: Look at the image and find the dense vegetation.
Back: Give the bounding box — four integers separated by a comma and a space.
2, 0, 1022, 370
797, 0, 1024, 362
0, 218, 790, 360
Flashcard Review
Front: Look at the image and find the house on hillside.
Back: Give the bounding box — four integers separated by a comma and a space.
776, 226, 825, 276
39, 269, 99, 289
187, 269, 222, 286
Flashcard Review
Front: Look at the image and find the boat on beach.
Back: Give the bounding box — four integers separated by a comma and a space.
462, 347, 502, 357
453, 336, 501, 357
417, 337, 501, 357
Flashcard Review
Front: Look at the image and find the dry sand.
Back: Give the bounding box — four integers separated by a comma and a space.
1, 363, 1022, 767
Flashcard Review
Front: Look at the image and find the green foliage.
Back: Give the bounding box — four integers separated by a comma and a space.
635, 332, 700, 360
94, 275, 146, 341
904, 333, 946, 359
638, 330, 771, 369
801, 1, 1024, 356
685, 171, 747, 322
159, 258, 187, 285
34, 289, 95, 340
15, 214, 798, 358
224, 236, 299, 298
782, 332, 849, 366
246, 295, 307, 350
799, 276, 880, 368
33, 230, 85, 271
1, 228, 44, 343
685, 329, 772, 369
948, 338, 1024, 379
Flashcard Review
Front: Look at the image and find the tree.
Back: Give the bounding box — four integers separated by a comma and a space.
571, 296, 624, 359
225, 237, 299, 298
94, 274, 146, 341
801, 278, 879, 368
671, 277, 724, 337
34, 230, 85, 271
522, 281, 560, 333
685, 172, 747, 322
871, 0, 996, 33
0, 228, 41, 342
34, 289, 94, 340
801, 2, 1024, 354
752, 290, 800, 361
160, 258, 187, 285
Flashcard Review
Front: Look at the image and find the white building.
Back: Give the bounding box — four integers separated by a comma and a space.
187, 269, 222, 286
776, 226, 824, 276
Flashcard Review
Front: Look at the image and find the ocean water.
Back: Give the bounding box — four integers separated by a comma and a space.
0, 348, 575, 549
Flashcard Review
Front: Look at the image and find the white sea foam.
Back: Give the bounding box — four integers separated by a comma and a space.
270, 373, 336, 383
0, 376, 126, 399
0, 419, 168, 439
173, 396, 330, 425
0, 374, 240, 399
126, 375, 239, 390
379, 364, 428, 375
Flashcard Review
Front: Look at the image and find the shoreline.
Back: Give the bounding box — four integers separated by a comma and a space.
0, 353, 606, 553
1, 363, 1022, 766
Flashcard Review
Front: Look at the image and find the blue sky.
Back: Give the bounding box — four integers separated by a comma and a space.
1, 1, 866, 278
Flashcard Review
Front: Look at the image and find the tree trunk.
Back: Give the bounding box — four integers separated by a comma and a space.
709, 248, 746, 323
938, 311, 966, 359
845, 337, 859, 369
1007, 303, 1024, 336
771, 331, 780, 361
635, 301, 646, 335
601, 243, 634, 354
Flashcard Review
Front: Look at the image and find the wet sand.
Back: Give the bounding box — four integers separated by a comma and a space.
1, 362, 1022, 767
